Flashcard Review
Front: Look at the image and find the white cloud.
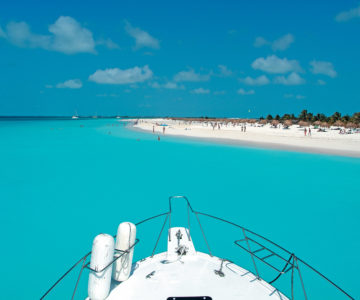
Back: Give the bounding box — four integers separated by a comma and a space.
89, 65, 153, 84
284, 94, 294, 98
48, 16, 95, 54
151, 81, 184, 89
310, 60, 337, 78
191, 88, 210, 94
237, 88, 255, 95
272, 34, 294, 51
151, 82, 161, 89
335, 5, 360, 22
125, 21, 159, 49
6, 21, 51, 49
252, 55, 302, 74
56, 79, 82, 89
254, 34, 294, 51
0, 26, 6, 38
164, 82, 183, 89
218, 64, 232, 76
45, 84, 53, 89
274, 72, 305, 85
3, 16, 96, 54
97, 38, 120, 49
254, 36, 269, 47
317, 79, 326, 85
284, 94, 306, 99
173, 69, 210, 82
240, 75, 270, 86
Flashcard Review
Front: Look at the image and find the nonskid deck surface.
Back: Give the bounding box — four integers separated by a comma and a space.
106, 252, 288, 300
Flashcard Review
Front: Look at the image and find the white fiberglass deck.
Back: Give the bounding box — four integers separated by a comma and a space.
105, 227, 288, 300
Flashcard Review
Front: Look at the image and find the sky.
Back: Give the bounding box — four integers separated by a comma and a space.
0, 0, 359, 117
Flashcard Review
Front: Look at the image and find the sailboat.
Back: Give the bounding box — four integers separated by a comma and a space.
72, 111, 79, 120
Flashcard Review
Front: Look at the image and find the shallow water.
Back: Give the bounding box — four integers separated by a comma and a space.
0, 119, 359, 299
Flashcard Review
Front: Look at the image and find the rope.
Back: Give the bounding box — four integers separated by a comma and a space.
269, 254, 294, 284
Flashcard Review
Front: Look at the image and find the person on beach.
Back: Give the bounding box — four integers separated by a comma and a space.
244, 125, 246, 132
163, 126, 165, 134
304, 128, 307, 136
241, 126, 243, 132
158, 135, 160, 141
308, 128, 311, 136
152, 125, 154, 133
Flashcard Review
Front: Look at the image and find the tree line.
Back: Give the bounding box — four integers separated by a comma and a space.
261, 110, 360, 125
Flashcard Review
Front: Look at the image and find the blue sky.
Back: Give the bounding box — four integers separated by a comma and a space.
0, 0, 359, 117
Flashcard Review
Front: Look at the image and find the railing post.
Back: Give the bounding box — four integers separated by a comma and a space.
295, 256, 307, 300
71, 256, 87, 300
195, 212, 213, 256
291, 255, 294, 300
187, 203, 191, 241
151, 213, 169, 257
242, 228, 260, 279
168, 196, 194, 242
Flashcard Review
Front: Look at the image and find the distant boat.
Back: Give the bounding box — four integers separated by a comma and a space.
72, 111, 79, 120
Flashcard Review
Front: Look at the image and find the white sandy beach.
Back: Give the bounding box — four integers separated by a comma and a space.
132, 118, 360, 157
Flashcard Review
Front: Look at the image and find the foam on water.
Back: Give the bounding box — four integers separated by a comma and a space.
0, 119, 359, 299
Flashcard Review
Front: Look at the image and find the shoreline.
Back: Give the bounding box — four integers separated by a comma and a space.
130, 119, 360, 158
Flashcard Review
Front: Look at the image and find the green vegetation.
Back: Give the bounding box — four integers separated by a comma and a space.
260, 110, 360, 126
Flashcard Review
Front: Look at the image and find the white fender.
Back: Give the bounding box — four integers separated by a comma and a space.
88, 234, 114, 300
113, 222, 136, 282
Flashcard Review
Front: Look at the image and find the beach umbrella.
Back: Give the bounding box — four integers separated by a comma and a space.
284, 120, 292, 126
321, 122, 329, 128
334, 120, 345, 127
271, 120, 279, 126
259, 119, 267, 125
346, 122, 356, 128
298, 121, 309, 127
314, 120, 321, 126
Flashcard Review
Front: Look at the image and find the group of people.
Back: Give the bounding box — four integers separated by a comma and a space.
304, 128, 312, 136
211, 122, 221, 130
152, 125, 165, 141
339, 129, 352, 134
152, 125, 166, 134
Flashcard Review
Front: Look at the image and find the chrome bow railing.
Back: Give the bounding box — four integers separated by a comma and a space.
40, 196, 354, 300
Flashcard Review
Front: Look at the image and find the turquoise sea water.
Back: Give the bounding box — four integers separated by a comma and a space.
0, 119, 359, 299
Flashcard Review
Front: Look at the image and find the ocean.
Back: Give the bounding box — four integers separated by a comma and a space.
0, 119, 358, 299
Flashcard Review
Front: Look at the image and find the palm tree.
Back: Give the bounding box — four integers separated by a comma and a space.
299, 109, 308, 121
